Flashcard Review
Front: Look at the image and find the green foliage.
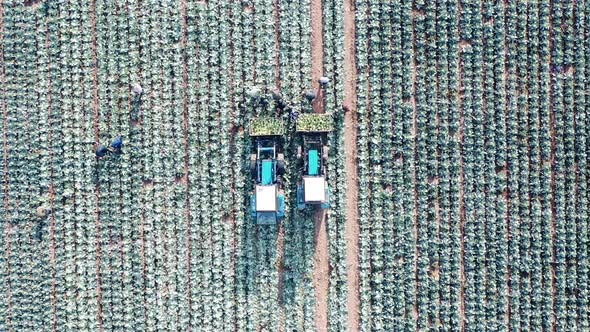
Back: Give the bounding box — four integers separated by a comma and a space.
1, 1, 590, 331
352, 0, 590, 331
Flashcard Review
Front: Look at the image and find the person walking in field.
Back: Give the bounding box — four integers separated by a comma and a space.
95, 134, 123, 158
289, 109, 300, 121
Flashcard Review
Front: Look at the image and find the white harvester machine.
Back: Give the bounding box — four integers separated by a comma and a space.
248, 117, 285, 225
295, 113, 332, 210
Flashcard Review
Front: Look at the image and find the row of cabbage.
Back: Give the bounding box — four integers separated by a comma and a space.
0, 2, 53, 330
321, 0, 348, 330
233, 0, 281, 330
275, 0, 316, 329
138, 1, 189, 331
355, 0, 589, 331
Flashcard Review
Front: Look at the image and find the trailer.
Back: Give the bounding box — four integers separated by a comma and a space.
295, 114, 332, 210
248, 117, 285, 224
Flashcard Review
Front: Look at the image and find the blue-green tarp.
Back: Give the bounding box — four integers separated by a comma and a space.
308, 150, 319, 175
261, 160, 273, 184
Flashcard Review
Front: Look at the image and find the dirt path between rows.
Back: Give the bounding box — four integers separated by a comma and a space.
42, 9, 57, 331
89, 0, 104, 328
273, 0, 286, 328
310, 0, 329, 330
342, 0, 359, 330
178, 0, 193, 328
312, 208, 329, 332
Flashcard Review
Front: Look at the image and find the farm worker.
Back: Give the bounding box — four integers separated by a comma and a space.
96, 144, 109, 157
34, 221, 46, 241
271, 87, 282, 102
36, 205, 50, 218
318, 76, 329, 87
96, 134, 122, 158
272, 88, 288, 110
132, 83, 143, 95
110, 134, 123, 151
247, 86, 261, 100
304, 89, 316, 103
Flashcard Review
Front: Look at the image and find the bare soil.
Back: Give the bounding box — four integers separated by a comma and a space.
310, 0, 329, 330
274, 0, 285, 328
343, 0, 359, 330
273, 0, 281, 88
23, 0, 42, 8
411, 13, 419, 321
312, 209, 329, 332
38, 8, 58, 330
90, 0, 104, 328
179, 1, 193, 330
456, 2, 465, 327
310, 0, 324, 115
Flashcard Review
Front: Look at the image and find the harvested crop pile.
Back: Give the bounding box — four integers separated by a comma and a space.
296, 113, 333, 132
249, 117, 284, 136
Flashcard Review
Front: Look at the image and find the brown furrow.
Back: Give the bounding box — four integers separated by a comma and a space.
272, 1, 286, 330
89, 0, 103, 329
343, 0, 359, 330
546, 1, 557, 331
40, 4, 57, 330
456, 1, 466, 328
501, 1, 512, 327
179, 0, 191, 331
411, 6, 419, 323
273, 0, 281, 89
310, 0, 329, 330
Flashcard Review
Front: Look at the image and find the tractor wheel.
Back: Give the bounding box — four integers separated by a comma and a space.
297, 145, 302, 159
277, 153, 285, 175
249, 160, 256, 178
322, 145, 329, 161
277, 160, 285, 175
249, 154, 257, 178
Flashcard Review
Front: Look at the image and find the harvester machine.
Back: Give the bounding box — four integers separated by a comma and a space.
248, 117, 285, 225
295, 113, 332, 210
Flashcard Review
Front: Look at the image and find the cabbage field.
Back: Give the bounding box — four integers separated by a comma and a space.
0, 0, 589, 331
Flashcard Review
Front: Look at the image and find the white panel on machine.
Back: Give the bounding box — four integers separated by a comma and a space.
303, 177, 326, 202
256, 185, 277, 211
